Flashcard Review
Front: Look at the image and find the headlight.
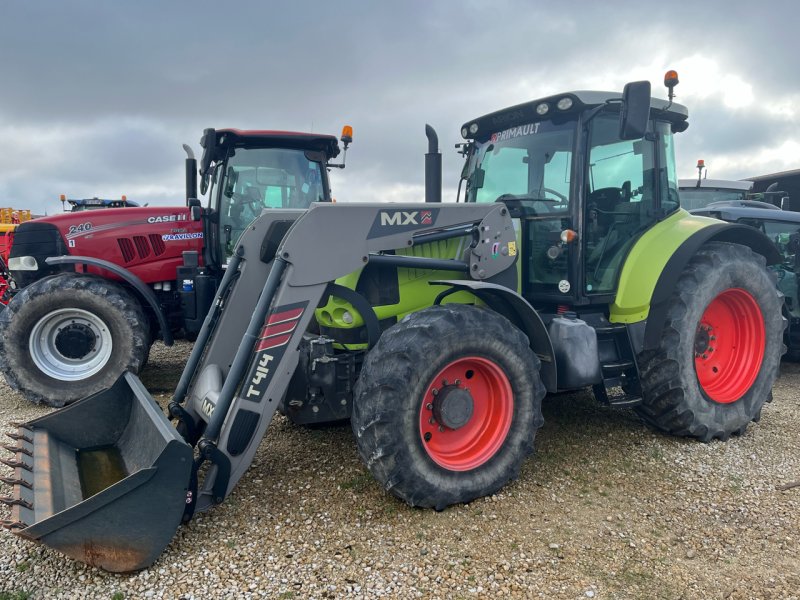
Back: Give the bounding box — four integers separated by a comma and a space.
8, 256, 38, 271
536, 102, 550, 115
556, 97, 574, 111
461, 127, 468, 138
468, 123, 479, 135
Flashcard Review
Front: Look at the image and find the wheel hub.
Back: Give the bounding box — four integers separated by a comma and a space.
694, 325, 714, 356
29, 308, 114, 381
432, 385, 474, 430
694, 288, 765, 404
419, 357, 514, 472
54, 323, 97, 359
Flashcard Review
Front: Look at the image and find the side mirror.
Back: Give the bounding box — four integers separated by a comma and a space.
199, 129, 216, 176
781, 196, 800, 212
468, 167, 485, 191
619, 81, 651, 140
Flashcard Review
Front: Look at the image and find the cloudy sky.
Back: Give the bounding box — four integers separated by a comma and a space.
1, 1, 798, 214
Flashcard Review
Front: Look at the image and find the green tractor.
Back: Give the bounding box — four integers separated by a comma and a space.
2, 72, 785, 571
292, 72, 785, 443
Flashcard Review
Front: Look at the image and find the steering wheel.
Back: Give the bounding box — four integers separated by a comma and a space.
243, 187, 264, 213
542, 187, 568, 203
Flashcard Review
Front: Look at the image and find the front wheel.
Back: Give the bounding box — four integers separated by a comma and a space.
636, 242, 785, 441
0, 274, 150, 406
351, 304, 545, 510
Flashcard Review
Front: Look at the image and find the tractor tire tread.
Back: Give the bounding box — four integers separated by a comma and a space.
0, 273, 149, 406
635, 242, 785, 441
351, 304, 545, 509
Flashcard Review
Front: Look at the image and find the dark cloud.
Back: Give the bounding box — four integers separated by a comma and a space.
0, 0, 798, 211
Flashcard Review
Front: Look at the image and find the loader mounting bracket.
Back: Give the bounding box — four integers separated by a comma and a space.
169, 402, 201, 446
198, 440, 232, 504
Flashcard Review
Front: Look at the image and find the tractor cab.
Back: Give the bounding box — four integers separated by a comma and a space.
197, 128, 347, 262
459, 82, 688, 308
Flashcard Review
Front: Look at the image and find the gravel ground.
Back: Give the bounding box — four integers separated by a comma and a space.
1, 342, 799, 599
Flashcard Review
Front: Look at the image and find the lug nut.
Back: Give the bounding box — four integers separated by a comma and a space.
454, 379, 461, 386
438, 425, 445, 432
431, 389, 439, 396
429, 417, 436, 425
426, 403, 433, 410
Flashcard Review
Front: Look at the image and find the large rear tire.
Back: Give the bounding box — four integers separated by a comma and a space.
636, 242, 784, 441
0, 274, 150, 406
351, 304, 545, 510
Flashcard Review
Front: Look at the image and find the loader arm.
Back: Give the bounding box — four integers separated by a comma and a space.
184, 202, 518, 511
3, 202, 517, 571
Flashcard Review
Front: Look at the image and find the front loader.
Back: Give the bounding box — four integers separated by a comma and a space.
0, 74, 785, 572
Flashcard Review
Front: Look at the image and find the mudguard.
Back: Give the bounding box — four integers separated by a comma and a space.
608, 209, 781, 352
431, 280, 557, 392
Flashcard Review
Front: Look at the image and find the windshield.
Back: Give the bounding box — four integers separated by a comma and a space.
466, 120, 575, 212
213, 147, 326, 258
679, 187, 748, 210
221, 147, 326, 212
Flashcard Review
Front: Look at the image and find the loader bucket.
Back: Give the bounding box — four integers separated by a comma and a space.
1, 372, 192, 572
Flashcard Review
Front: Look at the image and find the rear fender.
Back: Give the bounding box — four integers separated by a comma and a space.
642, 223, 781, 351
431, 280, 557, 392
44, 255, 173, 345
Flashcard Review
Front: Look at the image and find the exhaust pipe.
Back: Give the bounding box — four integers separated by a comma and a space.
184, 144, 198, 203
425, 124, 442, 203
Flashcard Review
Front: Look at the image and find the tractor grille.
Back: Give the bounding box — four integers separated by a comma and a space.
118, 238, 135, 262
133, 236, 150, 259
148, 234, 166, 255
117, 235, 167, 263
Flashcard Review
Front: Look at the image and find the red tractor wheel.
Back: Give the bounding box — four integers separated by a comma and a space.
418, 356, 514, 471
694, 289, 765, 404
351, 304, 545, 510
637, 242, 784, 441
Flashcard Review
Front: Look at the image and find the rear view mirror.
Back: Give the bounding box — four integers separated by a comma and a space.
469, 168, 485, 190
781, 196, 800, 212
619, 81, 651, 140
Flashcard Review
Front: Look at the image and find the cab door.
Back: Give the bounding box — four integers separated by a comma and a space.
581, 115, 677, 298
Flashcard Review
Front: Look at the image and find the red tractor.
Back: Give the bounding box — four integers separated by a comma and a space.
0, 127, 349, 405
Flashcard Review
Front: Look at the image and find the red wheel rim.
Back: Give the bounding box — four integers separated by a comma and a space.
694, 288, 765, 404
419, 356, 513, 471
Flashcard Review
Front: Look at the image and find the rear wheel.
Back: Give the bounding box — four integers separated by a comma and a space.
351, 304, 545, 509
636, 242, 784, 441
0, 274, 150, 406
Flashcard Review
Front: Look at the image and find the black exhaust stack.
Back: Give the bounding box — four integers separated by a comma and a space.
425, 124, 442, 203
183, 144, 198, 204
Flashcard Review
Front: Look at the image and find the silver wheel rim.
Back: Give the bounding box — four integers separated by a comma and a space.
29, 308, 113, 380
